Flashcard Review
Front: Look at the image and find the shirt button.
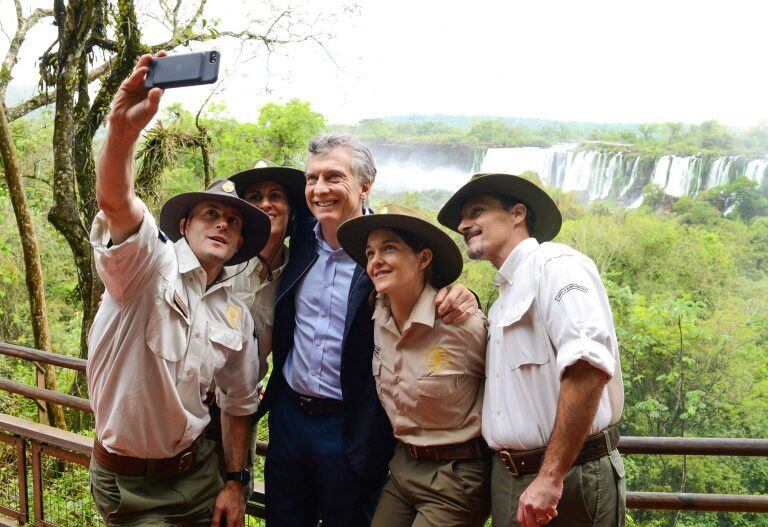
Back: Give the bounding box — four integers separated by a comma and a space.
195, 332, 201, 338
394, 376, 401, 384
496, 371, 500, 379
321, 312, 327, 318
496, 410, 501, 416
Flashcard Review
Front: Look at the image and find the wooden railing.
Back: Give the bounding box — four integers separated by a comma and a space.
1, 341, 767, 525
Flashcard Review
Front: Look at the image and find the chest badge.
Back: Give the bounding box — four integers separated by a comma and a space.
226, 303, 242, 329
425, 345, 451, 373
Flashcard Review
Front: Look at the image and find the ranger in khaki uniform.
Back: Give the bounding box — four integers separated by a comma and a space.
88, 53, 269, 527
338, 204, 491, 527
439, 174, 625, 527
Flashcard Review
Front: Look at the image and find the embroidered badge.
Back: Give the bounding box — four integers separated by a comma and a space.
555, 283, 588, 301
226, 303, 242, 328
425, 345, 451, 373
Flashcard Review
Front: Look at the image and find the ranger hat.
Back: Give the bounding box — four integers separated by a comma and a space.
338, 203, 463, 289
437, 173, 562, 242
159, 179, 271, 266
228, 162, 310, 217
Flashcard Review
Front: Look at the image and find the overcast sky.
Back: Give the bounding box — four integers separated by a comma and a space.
3, 0, 767, 127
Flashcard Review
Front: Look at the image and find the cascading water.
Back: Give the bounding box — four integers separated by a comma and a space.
370, 142, 767, 203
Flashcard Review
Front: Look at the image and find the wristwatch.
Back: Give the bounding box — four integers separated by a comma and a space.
225, 468, 251, 485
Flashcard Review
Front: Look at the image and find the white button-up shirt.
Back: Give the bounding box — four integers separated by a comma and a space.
87, 204, 260, 459
482, 237, 623, 451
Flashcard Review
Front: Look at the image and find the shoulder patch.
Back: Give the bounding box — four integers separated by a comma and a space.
555, 283, 588, 301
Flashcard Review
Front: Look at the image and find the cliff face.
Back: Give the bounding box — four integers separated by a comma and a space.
368, 143, 768, 205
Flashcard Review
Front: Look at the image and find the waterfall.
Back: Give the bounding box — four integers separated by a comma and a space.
368, 142, 767, 203
745, 159, 768, 185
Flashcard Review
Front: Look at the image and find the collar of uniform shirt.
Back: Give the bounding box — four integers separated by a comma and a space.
493, 237, 539, 286
372, 284, 438, 337
174, 237, 237, 287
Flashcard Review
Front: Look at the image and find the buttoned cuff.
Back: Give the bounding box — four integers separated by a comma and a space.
557, 337, 616, 379
215, 386, 260, 416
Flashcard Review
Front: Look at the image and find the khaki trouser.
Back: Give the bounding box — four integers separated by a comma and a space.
371, 442, 491, 527
491, 449, 626, 527
89, 439, 223, 526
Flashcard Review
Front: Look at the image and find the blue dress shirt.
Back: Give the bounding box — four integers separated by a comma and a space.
283, 221, 357, 400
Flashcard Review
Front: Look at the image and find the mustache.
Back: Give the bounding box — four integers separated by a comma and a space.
462, 227, 481, 242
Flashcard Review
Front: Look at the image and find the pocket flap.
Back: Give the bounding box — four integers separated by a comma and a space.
209, 325, 243, 351
496, 294, 535, 328
416, 375, 461, 398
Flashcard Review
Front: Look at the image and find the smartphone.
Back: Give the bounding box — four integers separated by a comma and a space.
144, 51, 220, 89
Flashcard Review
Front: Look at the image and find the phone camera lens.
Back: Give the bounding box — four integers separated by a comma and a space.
209, 52, 218, 64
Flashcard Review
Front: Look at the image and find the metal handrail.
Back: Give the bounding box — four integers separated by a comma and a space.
1, 341, 767, 515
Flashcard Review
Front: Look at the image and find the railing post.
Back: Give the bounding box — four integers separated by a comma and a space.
16, 436, 29, 525
31, 441, 44, 527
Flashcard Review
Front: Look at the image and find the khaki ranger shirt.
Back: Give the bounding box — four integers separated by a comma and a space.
482, 238, 624, 452
87, 204, 261, 459
230, 247, 288, 342
372, 285, 488, 447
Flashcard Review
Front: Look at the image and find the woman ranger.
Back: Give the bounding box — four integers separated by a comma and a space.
338, 204, 490, 526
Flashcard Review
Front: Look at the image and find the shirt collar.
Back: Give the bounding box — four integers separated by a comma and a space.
371, 284, 438, 334
175, 238, 203, 275
494, 237, 539, 286
174, 237, 236, 285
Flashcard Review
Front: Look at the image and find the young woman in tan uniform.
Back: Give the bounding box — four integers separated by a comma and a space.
338, 204, 490, 527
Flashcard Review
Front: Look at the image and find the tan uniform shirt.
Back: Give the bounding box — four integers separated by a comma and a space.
87, 204, 260, 459
372, 285, 488, 446
482, 238, 624, 452
230, 247, 288, 339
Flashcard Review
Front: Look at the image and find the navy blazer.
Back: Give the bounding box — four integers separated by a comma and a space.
257, 214, 395, 484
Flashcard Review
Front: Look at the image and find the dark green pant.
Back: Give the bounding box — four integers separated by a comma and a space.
491, 450, 626, 527
371, 442, 491, 527
89, 439, 223, 526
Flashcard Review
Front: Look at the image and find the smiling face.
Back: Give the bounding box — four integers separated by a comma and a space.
365, 228, 432, 296
180, 200, 245, 273
305, 147, 370, 232
243, 180, 292, 242
457, 194, 528, 268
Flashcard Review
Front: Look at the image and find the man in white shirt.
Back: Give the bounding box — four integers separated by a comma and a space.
438, 173, 626, 527
88, 52, 269, 527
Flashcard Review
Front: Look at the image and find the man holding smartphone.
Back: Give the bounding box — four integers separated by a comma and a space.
87, 53, 264, 527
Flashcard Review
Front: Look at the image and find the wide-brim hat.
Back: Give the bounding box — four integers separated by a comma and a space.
437, 173, 562, 242
159, 179, 271, 266
338, 204, 463, 289
228, 164, 309, 217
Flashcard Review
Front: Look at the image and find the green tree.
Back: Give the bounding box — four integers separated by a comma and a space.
256, 99, 326, 166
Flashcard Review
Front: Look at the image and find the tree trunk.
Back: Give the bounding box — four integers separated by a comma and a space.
0, 102, 67, 430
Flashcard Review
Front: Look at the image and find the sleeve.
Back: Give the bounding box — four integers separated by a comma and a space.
214, 321, 261, 416
89, 201, 172, 302
537, 253, 617, 379
458, 311, 489, 377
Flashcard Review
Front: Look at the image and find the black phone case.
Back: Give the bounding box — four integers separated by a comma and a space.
144, 51, 220, 89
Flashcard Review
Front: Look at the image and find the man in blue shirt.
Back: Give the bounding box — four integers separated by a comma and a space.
257, 134, 479, 526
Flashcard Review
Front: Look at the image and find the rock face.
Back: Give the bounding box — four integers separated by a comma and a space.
369, 143, 768, 205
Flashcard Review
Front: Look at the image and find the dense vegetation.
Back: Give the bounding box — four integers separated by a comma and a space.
2, 104, 767, 527
336, 115, 768, 158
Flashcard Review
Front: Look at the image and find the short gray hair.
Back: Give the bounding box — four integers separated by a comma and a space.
307, 134, 377, 207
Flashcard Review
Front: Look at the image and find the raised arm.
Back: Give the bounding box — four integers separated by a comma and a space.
96, 53, 165, 244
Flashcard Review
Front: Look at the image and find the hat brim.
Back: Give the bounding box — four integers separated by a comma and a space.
437, 173, 562, 243
228, 167, 309, 217
159, 192, 271, 266
338, 214, 463, 289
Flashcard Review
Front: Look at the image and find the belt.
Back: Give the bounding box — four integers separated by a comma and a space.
288, 388, 344, 416
497, 425, 620, 476
92, 434, 205, 477
404, 437, 487, 461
